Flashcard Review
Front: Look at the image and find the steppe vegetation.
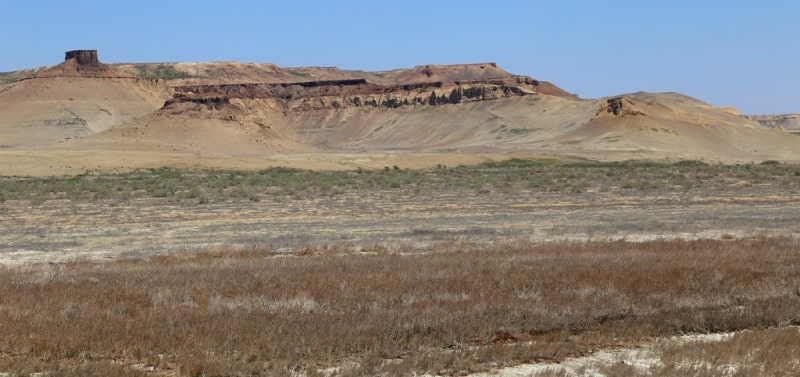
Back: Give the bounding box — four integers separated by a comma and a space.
1, 159, 799, 205
1, 159, 799, 376
131, 64, 194, 81
0, 237, 799, 376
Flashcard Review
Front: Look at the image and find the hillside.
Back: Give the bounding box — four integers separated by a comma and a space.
1, 50, 799, 174
746, 113, 800, 133
0, 51, 171, 148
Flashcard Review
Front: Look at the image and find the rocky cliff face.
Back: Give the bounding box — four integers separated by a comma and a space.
164, 75, 572, 115
65, 50, 99, 66
5, 53, 576, 118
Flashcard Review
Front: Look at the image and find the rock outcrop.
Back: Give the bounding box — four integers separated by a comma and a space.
164, 75, 572, 114
595, 96, 646, 118
65, 50, 100, 66
35, 50, 131, 78
745, 113, 800, 131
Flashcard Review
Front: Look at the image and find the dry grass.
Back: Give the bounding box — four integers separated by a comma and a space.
527, 326, 800, 376
1, 237, 799, 376
648, 326, 800, 376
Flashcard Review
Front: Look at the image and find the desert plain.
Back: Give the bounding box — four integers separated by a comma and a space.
0, 51, 799, 376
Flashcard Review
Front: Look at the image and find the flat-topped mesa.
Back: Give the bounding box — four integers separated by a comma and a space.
62, 50, 116, 76
65, 50, 100, 67
34, 50, 129, 78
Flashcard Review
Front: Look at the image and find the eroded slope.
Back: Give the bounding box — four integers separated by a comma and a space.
0, 51, 171, 147
2, 51, 799, 166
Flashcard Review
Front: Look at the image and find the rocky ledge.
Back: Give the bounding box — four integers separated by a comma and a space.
165, 75, 575, 112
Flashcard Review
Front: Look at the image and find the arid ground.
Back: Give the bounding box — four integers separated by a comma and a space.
1, 160, 799, 375
3, 160, 800, 264
1, 52, 799, 376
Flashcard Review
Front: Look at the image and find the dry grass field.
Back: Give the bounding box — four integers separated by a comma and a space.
0, 238, 799, 376
1, 159, 800, 376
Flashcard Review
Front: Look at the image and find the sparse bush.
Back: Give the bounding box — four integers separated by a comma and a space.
1, 237, 799, 375
133, 64, 194, 81
1, 160, 800, 206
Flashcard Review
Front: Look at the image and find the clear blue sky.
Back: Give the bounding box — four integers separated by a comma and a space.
2, 1, 797, 114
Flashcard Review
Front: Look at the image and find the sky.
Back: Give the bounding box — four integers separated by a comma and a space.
2, 1, 797, 114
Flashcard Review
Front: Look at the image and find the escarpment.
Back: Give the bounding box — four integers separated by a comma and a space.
8, 50, 796, 163
163, 73, 573, 115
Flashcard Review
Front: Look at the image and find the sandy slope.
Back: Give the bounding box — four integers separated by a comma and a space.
279, 95, 600, 151
0, 149, 545, 176
0, 76, 170, 147
81, 90, 798, 163
550, 92, 800, 161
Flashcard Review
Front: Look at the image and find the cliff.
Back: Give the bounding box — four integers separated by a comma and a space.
164, 74, 575, 114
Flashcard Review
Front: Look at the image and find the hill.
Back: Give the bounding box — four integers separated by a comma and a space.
0, 51, 171, 148
1, 50, 798, 174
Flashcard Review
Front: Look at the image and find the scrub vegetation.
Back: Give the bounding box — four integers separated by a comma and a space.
1, 237, 799, 376
1, 159, 799, 204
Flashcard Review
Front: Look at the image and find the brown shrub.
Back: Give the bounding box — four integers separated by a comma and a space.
0, 237, 798, 375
